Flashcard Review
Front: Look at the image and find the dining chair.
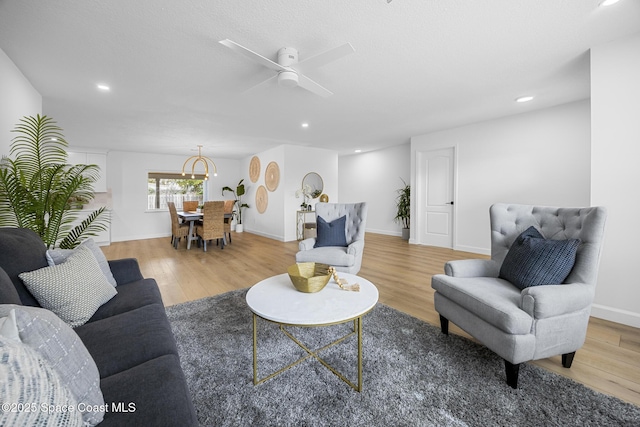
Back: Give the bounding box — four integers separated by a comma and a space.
195, 201, 226, 251
182, 200, 199, 212
223, 199, 235, 243
168, 202, 190, 249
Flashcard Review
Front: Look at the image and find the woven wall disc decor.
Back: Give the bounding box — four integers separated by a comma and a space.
249, 156, 261, 183
265, 161, 280, 192
255, 185, 268, 214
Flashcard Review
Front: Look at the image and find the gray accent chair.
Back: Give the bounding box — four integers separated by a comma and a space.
296, 202, 368, 274
431, 203, 607, 388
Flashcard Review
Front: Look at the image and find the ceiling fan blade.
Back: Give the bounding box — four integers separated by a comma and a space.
297, 74, 333, 98
219, 39, 287, 72
296, 43, 355, 73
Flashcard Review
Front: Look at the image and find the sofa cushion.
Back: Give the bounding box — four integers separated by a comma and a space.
46, 238, 117, 287
314, 215, 348, 248
0, 304, 105, 426
19, 245, 117, 328
0, 227, 49, 306
499, 226, 580, 290
0, 335, 85, 427
88, 278, 163, 322
0, 267, 21, 305
75, 304, 179, 378
100, 354, 198, 427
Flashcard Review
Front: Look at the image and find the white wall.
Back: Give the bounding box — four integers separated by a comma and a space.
339, 144, 411, 236
411, 100, 591, 254
0, 48, 42, 156
108, 150, 240, 242
590, 32, 640, 327
242, 144, 338, 242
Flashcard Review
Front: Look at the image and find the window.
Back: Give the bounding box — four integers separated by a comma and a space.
147, 172, 206, 210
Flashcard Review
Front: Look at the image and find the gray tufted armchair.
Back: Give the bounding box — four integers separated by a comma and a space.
431, 203, 607, 388
296, 202, 368, 274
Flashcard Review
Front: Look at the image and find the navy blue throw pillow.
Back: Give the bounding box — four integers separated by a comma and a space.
314, 215, 348, 248
499, 226, 580, 290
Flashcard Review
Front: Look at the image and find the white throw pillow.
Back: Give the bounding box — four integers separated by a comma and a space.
46, 238, 117, 287
0, 309, 20, 342
19, 245, 117, 328
0, 304, 105, 426
0, 335, 84, 427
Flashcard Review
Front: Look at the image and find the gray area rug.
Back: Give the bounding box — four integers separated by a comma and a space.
166, 289, 640, 426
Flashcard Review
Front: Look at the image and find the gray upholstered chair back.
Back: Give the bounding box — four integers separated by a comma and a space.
314, 202, 368, 245
490, 203, 607, 285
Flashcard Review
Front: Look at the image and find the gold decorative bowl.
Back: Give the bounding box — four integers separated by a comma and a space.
287, 262, 331, 293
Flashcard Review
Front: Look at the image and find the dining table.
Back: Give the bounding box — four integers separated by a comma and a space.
177, 211, 233, 250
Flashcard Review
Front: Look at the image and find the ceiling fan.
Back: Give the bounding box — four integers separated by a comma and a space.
219, 39, 355, 98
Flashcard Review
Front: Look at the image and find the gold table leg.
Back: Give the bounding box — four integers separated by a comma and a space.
252, 315, 365, 392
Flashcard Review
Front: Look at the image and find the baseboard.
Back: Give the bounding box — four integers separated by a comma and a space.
243, 228, 285, 242
367, 228, 402, 237
112, 232, 169, 242
453, 244, 490, 256
590, 304, 640, 328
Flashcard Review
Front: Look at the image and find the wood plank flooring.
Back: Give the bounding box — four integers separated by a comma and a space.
101, 231, 640, 407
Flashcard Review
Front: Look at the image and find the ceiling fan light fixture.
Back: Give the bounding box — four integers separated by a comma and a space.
278, 70, 299, 87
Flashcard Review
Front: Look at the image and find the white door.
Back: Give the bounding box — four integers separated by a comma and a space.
419, 148, 454, 248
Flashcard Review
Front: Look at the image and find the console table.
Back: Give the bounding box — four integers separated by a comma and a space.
296, 209, 316, 240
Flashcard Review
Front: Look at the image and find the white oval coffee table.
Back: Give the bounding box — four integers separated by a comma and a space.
246, 272, 379, 392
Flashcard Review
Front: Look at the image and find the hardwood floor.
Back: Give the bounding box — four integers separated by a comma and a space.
101, 231, 640, 406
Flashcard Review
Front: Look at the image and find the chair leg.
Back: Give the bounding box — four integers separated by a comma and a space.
562, 351, 576, 368
439, 315, 449, 335
504, 360, 520, 389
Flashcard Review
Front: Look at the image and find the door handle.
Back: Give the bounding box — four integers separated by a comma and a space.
446, 201, 454, 205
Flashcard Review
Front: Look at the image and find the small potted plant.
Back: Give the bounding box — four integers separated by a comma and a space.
394, 178, 410, 240
222, 179, 250, 232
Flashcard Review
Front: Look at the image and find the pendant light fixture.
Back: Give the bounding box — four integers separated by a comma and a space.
182, 145, 218, 180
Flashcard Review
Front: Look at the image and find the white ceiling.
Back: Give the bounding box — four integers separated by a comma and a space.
1, 0, 639, 159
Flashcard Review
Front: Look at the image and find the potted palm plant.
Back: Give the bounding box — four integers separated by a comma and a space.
222, 179, 250, 232
0, 115, 109, 248
394, 178, 410, 241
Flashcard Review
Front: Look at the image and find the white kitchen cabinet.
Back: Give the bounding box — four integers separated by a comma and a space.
67, 151, 107, 192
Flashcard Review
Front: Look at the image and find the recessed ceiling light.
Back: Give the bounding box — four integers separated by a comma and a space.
600, 0, 620, 6
515, 96, 534, 103
301, 123, 309, 128
97, 84, 110, 91
354, 149, 362, 153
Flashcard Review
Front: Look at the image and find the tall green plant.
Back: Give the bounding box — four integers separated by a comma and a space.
394, 178, 410, 229
222, 179, 250, 224
0, 115, 108, 248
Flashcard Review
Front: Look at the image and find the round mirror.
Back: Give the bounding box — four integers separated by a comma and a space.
302, 172, 323, 199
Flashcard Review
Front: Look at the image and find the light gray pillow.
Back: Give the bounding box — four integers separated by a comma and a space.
46, 238, 117, 287
19, 245, 117, 328
0, 310, 22, 342
0, 335, 84, 427
0, 304, 106, 426
0, 309, 20, 342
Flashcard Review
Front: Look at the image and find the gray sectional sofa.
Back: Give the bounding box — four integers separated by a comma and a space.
0, 227, 197, 426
